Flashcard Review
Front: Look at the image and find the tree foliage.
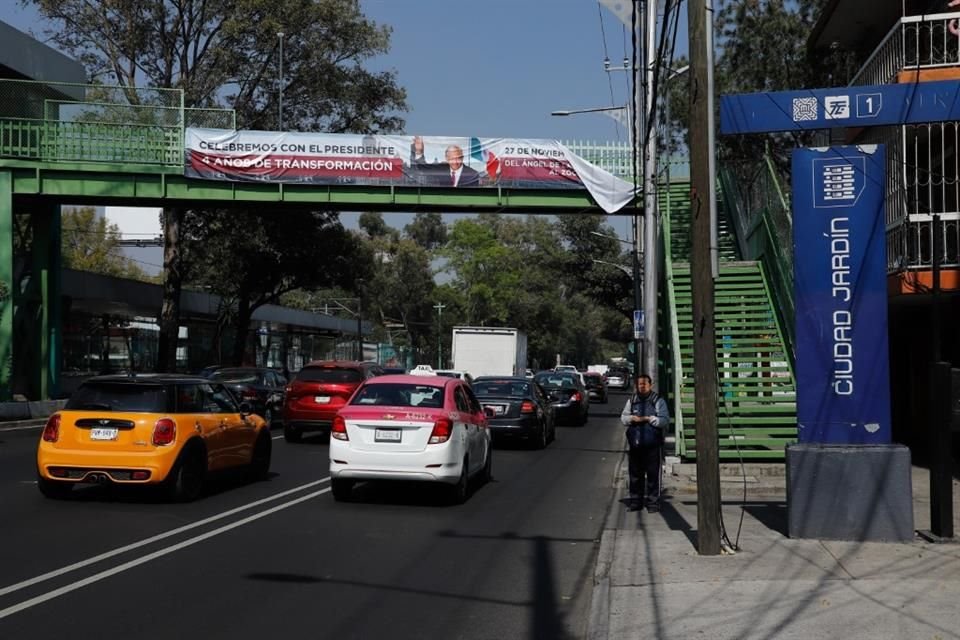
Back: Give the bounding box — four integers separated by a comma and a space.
61, 207, 151, 281
712, 0, 862, 177
183, 208, 371, 364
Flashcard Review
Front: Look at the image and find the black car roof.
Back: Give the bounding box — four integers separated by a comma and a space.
473, 376, 529, 382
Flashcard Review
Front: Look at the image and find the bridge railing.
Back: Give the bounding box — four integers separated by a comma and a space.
0, 79, 234, 166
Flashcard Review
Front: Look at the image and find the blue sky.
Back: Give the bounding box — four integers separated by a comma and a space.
0, 1, 679, 248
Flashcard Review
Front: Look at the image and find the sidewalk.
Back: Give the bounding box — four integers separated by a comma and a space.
588, 456, 960, 640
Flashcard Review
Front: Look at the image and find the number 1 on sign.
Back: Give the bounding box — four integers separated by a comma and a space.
856, 93, 882, 118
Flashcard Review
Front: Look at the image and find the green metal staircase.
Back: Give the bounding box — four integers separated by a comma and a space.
660, 177, 798, 460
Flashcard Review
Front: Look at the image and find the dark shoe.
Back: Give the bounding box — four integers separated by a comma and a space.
627, 503, 641, 512
646, 505, 660, 514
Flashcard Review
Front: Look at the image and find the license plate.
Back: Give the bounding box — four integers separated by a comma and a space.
375, 429, 402, 442
90, 427, 119, 441
486, 405, 505, 415
315, 396, 330, 404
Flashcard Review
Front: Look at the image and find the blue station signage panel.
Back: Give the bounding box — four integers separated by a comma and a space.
721, 79, 960, 134
792, 145, 891, 444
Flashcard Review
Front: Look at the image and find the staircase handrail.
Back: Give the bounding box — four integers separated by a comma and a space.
718, 153, 796, 364
659, 182, 685, 455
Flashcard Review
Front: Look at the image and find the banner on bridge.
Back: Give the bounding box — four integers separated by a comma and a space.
184, 128, 636, 213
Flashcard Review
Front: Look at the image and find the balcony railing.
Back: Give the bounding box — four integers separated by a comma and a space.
851, 11, 960, 86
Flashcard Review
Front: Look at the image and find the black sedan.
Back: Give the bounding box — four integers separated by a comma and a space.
534, 371, 590, 426
207, 367, 288, 427
472, 376, 556, 449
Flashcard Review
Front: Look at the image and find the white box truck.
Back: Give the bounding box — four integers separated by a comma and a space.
451, 326, 528, 378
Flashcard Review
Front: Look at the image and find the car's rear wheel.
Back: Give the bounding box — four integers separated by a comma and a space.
37, 473, 73, 499
331, 478, 354, 502
481, 447, 493, 484
284, 424, 302, 443
448, 458, 469, 505
165, 446, 206, 502
247, 431, 272, 481
534, 423, 548, 450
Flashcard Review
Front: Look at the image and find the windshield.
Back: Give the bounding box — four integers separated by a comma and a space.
296, 367, 363, 383
350, 383, 445, 408
67, 383, 169, 412
473, 380, 530, 397
534, 373, 577, 389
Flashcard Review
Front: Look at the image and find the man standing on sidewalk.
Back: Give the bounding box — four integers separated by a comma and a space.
620, 374, 670, 512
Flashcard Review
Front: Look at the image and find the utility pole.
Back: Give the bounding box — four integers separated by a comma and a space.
642, 0, 658, 379
689, 0, 721, 555
433, 302, 445, 369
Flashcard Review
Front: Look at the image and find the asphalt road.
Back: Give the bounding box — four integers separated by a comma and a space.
0, 393, 630, 640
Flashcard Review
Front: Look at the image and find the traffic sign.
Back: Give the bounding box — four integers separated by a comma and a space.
720, 79, 960, 135
633, 310, 644, 339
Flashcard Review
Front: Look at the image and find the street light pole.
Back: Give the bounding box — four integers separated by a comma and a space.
356, 298, 363, 361
277, 32, 285, 131
433, 302, 445, 369
589, 230, 643, 375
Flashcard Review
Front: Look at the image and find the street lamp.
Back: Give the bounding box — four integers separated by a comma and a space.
551, 105, 633, 139
591, 258, 633, 278
277, 32, 285, 131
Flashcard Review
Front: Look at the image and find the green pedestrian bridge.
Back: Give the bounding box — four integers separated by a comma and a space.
0, 79, 797, 460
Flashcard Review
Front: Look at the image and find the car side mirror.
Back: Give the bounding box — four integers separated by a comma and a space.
239, 401, 253, 416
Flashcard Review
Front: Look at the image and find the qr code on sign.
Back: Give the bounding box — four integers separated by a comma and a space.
793, 97, 818, 121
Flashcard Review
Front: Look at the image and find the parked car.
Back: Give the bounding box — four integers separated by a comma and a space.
583, 372, 608, 404
282, 360, 384, 443
328, 374, 492, 503
606, 368, 630, 390
472, 376, 556, 448
553, 364, 578, 373
36, 374, 271, 501
207, 367, 287, 427
534, 371, 590, 426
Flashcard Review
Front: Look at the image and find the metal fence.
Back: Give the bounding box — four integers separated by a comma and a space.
851, 11, 960, 86
0, 79, 235, 166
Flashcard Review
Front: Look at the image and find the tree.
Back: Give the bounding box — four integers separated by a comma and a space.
358, 211, 392, 239
61, 207, 151, 280
185, 208, 371, 365
713, 0, 862, 177
28, 0, 408, 370
404, 212, 447, 250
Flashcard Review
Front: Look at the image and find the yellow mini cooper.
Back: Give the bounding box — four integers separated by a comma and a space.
37, 374, 272, 501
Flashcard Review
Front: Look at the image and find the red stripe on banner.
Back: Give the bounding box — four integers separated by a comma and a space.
188, 151, 405, 179
498, 157, 582, 183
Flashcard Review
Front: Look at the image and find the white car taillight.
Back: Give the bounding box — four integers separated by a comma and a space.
428, 417, 453, 444
331, 415, 349, 441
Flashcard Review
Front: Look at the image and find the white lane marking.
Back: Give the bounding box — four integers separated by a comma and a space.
0, 477, 329, 598
0, 487, 330, 620
271, 435, 284, 440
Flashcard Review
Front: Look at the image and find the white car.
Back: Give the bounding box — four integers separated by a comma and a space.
329, 374, 493, 503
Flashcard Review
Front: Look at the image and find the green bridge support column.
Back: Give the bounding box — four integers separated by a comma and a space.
32, 205, 61, 399
0, 172, 12, 401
